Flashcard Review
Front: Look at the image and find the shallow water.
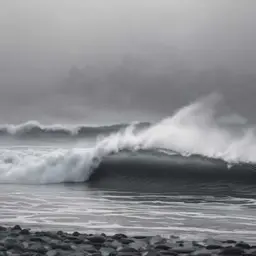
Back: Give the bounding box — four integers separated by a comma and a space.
1, 182, 256, 242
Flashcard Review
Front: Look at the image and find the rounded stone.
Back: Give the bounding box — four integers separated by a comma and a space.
120, 238, 134, 245
57, 230, 63, 234
236, 242, 251, 249
225, 240, 237, 244
171, 247, 195, 254
0, 226, 7, 231
220, 247, 244, 255
46, 250, 60, 256
112, 234, 128, 240
12, 225, 22, 231
154, 244, 172, 250
118, 248, 138, 253
88, 235, 106, 244
191, 251, 212, 256
100, 246, 116, 256
29, 243, 47, 254
20, 229, 30, 235
133, 236, 147, 240
206, 244, 223, 250
92, 253, 102, 256
117, 253, 141, 256
158, 250, 178, 256
73, 231, 80, 237
30, 237, 45, 243
60, 243, 72, 250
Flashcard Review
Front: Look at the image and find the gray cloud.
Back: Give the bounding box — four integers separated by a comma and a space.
0, 0, 256, 123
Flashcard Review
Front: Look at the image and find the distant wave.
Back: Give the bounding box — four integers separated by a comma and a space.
0, 121, 150, 137
1, 94, 256, 185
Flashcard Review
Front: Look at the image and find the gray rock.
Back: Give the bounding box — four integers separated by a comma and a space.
132, 237, 147, 240
225, 240, 237, 244
4, 238, 24, 251
57, 231, 64, 236
0, 244, 6, 250
92, 253, 102, 256
16, 235, 27, 242
120, 238, 134, 245
0, 226, 7, 232
78, 244, 97, 253
118, 248, 138, 253
203, 238, 222, 247
68, 253, 87, 256
112, 234, 127, 240
171, 246, 196, 254
149, 236, 165, 246
78, 234, 89, 239
20, 229, 30, 235
220, 247, 244, 255
46, 250, 61, 256
190, 249, 213, 256
22, 242, 29, 249
73, 239, 84, 245
63, 235, 84, 244
106, 240, 122, 249
50, 242, 72, 251
142, 250, 160, 256
117, 253, 141, 256
11, 225, 22, 231
6, 252, 20, 256
236, 241, 251, 249
30, 236, 46, 243
154, 244, 172, 251
247, 250, 256, 256
169, 236, 179, 240
88, 236, 106, 244
100, 247, 116, 256
29, 243, 47, 254
192, 241, 205, 248
129, 241, 148, 251
21, 253, 36, 256
158, 251, 177, 256
36, 231, 60, 240
206, 244, 223, 250
73, 232, 80, 237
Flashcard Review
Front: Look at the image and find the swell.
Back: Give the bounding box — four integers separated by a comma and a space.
91, 150, 256, 182
88, 150, 256, 194
1, 94, 256, 185
0, 121, 150, 138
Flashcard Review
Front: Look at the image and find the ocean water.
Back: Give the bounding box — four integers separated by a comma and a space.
1, 95, 256, 242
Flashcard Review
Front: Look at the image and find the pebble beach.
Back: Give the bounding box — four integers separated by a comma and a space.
0, 225, 255, 256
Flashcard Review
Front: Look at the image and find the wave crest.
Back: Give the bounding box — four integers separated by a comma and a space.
1, 94, 256, 184
0, 121, 149, 137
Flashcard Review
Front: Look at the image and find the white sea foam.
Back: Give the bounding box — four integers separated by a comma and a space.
0, 94, 256, 184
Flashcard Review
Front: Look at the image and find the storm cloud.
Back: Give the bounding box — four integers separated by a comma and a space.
0, 0, 256, 123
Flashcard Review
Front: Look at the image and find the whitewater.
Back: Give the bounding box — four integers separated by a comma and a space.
1, 94, 256, 184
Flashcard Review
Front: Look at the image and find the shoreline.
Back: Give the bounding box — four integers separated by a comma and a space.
0, 225, 255, 256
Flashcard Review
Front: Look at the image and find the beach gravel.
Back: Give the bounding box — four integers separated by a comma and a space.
0, 226, 255, 256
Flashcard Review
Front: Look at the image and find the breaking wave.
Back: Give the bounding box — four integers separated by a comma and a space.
1, 94, 256, 185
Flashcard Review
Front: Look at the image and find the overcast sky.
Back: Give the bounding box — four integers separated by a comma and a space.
0, 1, 256, 124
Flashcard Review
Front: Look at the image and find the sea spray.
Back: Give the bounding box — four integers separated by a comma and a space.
0, 95, 256, 184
